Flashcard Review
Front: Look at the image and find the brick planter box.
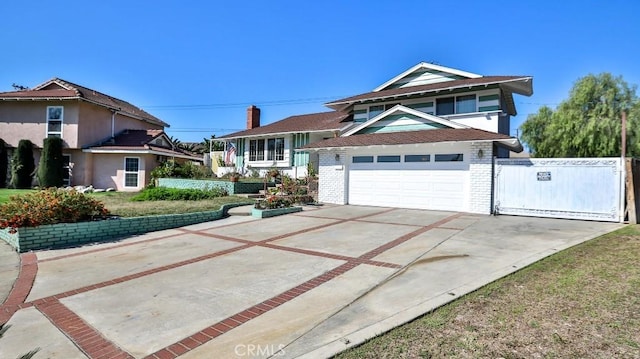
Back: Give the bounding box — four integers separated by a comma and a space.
251, 206, 303, 219
0, 203, 250, 253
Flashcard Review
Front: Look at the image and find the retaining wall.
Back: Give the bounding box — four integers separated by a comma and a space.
0, 203, 250, 253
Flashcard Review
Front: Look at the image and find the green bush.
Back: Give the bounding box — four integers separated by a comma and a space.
37, 137, 64, 188
0, 138, 7, 188
130, 187, 228, 201
150, 160, 213, 184
0, 188, 110, 231
10, 139, 35, 189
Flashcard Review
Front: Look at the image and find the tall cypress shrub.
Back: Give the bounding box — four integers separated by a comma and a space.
38, 137, 64, 188
10, 139, 35, 189
0, 138, 7, 188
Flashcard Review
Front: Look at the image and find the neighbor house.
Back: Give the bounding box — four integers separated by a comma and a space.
221, 62, 533, 213
0, 78, 201, 191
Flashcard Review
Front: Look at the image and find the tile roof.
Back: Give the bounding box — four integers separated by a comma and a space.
0, 78, 168, 127
300, 128, 519, 149
108, 129, 165, 147
326, 76, 532, 107
86, 129, 201, 160
220, 111, 351, 139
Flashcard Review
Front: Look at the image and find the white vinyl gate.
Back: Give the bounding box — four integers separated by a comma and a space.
494, 158, 624, 222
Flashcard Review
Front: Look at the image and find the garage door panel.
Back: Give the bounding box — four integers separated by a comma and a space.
348, 169, 468, 211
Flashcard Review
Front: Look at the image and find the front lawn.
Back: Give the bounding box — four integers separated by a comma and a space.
335, 225, 640, 358
0, 189, 252, 217
88, 191, 251, 217
0, 189, 35, 204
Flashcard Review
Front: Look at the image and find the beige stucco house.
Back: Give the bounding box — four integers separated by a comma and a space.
0, 78, 200, 191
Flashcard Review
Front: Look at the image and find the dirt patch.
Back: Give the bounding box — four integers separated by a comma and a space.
335, 226, 640, 359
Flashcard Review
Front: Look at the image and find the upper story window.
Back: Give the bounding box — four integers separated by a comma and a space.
368, 103, 401, 119
249, 138, 284, 162
46, 106, 63, 138
368, 105, 384, 119
436, 95, 477, 116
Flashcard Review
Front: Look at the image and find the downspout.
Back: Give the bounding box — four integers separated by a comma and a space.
110, 110, 116, 138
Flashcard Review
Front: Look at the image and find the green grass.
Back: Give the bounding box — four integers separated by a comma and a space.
0, 189, 252, 217
335, 225, 640, 359
88, 191, 252, 217
0, 189, 35, 203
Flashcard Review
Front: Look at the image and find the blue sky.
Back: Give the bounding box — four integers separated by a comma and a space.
1, 1, 639, 143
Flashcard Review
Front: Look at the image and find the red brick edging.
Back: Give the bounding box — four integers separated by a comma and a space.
37, 300, 133, 359
0, 252, 37, 325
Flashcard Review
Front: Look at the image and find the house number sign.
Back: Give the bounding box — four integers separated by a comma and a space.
537, 171, 551, 181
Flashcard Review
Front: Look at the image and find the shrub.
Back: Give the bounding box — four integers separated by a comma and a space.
0, 138, 7, 188
0, 188, 110, 231
130, 187, 228, 201
37, 137, 65, 188
10, 139, 35, 189
150, 160, 213, 184
255, 195, 292, 209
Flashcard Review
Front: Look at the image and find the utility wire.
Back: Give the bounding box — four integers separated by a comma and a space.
143, 95, 348, 110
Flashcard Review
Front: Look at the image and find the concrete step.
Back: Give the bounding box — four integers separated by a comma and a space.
227, 205, 253, 216
235, 193, 263, 199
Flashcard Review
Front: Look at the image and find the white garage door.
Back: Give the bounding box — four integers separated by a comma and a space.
348, 154, 470, 212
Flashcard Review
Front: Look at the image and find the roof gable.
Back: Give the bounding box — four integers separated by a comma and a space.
373, 62, 482, 92
344, 105, 468, 136
0, 78, 169, 127
84, 129, 201, 161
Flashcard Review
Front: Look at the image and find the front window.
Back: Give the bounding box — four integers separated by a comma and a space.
62, 155, 71, 186
267, 138, 284, 161
249, 139, 265, 161
124, 157, 140, 187
46, 106, 63, 138
250, 138, 284, 162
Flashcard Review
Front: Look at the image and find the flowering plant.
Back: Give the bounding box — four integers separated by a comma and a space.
0, 188, 110, 232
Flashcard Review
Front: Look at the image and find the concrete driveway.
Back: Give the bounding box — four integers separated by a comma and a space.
0, 205, 621, 359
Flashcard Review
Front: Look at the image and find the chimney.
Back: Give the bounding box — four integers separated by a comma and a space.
247, 105, 260, 129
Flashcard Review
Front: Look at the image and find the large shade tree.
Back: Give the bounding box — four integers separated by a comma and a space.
521, 73, 639, 157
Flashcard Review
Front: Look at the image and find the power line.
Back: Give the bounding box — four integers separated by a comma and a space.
143, 95, 349, 110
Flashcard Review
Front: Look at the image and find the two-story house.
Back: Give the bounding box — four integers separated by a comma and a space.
220, 62, 533, 213
0, 78, 201, 191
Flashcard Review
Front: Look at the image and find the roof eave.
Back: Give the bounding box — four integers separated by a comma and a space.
220, 128, 342, 140
82, 147, 202, 161
297, 137, 523, 152
325, 77, 534, 108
